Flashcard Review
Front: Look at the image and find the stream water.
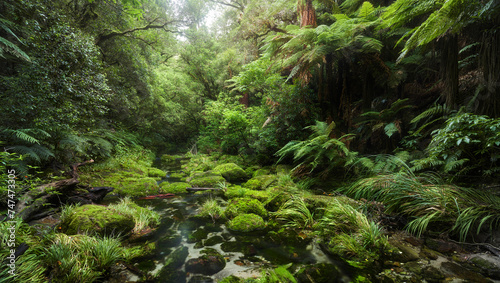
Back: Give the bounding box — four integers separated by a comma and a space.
129, 191, 346, 282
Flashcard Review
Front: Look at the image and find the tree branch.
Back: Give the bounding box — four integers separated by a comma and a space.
96, 20, 178, 45
209, 0, 245, 12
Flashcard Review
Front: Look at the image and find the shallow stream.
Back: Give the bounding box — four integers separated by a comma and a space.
129, 192, 345, 282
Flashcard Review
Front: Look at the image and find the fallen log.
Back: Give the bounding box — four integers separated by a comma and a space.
186, 187, 221, 193
15, 160, 113, 222
138, 193, 176, 200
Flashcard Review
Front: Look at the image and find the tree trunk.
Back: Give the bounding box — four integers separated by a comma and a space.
478, 30, 500, 117
440, 34, 459, 109
299, 0, 317, 28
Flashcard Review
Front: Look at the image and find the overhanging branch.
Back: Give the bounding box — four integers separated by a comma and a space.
96, 20, 179, 44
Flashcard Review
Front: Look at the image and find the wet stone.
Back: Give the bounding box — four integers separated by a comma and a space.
440, 262, 490, 283
187, 228, 209, 243
295, 263, 340, 283
204, 235, 224, 246
188, 275, 215, 283
185, 248, 226, 275
158, 232, 182, 248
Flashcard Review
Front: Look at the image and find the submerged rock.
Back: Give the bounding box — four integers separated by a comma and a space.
469, 253, 500, 279
59, 204, 135, 236
227, 213, 266, 233
158, 246, 189, 282
189, 275, 215, 283
185, 248, 226, 275
295, 263, 341, 283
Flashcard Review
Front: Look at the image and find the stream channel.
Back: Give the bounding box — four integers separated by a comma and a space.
121, 173, 351, 283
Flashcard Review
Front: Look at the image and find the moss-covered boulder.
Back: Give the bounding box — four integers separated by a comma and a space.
242, 175, 277, 190
185, 248, 226, 275
223, 198, 268, 219
188, 172, 226, 188
60, 204, 135, 237
88, 171, 159, 197
275, 164, 292, 175
148, 168, 166, 178
212, 163, 247, 181
227, 213, 266, 233
159, 182, 191, 193
252, 168, 271, 177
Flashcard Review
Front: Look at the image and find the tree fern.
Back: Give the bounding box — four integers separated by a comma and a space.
0, 17, 30, 61
276, 121, 356, 176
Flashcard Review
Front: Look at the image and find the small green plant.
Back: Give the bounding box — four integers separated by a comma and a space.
108, 197, 160, 232
272, 196, 314, 229
258, 263, 297, 283
412, 112, 500, 178
315, 199, 389, 268
42, 233, 125, 282
198, 198, 225, 222
59, 203, 81, 223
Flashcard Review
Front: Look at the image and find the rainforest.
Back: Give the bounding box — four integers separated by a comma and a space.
1, 0, 500, 282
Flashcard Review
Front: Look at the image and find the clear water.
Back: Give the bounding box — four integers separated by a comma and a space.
132, 193, 342, 282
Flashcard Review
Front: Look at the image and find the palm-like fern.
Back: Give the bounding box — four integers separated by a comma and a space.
382, 0, 489, 61
357, 98, 412, 138
275, 121, 357, 176
0, 128, 54, 169
0, 17, 30, 61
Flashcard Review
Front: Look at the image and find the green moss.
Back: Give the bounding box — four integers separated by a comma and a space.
60, 204, 135, 237
223, 198, 268, 219
159, 182, 190, 193
242, 175, 277, 190
219, 275, 242, 283
227, 213, 266, 233
253, 168, 271, 177
212, 163, 248, 181
275, 164, 292, 175
189, 173, 226, 187
87, 171, 159, 197
148, 168, 166, 178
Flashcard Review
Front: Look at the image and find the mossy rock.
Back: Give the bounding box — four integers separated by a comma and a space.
189, 173, 226, 188
60, 204, 135, 237
159, 182, 191, 193
91, 172, 159, 197
120, 177, 159, 197
242, 175, 277, 190
275, 164, 292, 175
295, 263, 340, 283
264, 191, 292, 212
127, 242, 157, 261
187, 228, 209, 243
212, 163, 248, 181
148, 168, 166, 178
204, 235, 224, 246
252, 168, 271, 177
223, 198, 268, 219
227, 213, 266, 233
